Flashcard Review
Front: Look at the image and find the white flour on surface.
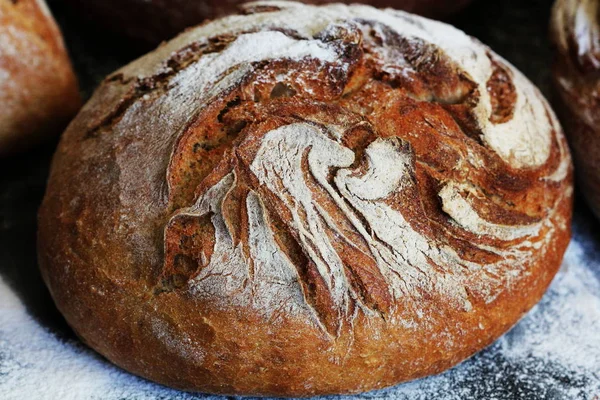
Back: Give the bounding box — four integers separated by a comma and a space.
1, 225, 599, 400
118, 1, 562, 170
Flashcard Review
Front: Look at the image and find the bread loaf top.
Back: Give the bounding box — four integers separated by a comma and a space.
40, 2, 572, 394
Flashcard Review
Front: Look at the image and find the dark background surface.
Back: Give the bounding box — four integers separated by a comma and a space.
1, 0, 599, 398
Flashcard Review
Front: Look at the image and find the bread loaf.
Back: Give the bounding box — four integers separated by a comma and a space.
38, 1, 573, 396
62, 0, 473, 45
551, 0, 600, 218
0, 0, 80, 154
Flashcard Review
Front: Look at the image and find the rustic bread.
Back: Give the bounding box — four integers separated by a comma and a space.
551, 0, 600, 218
38, 1, 573, 396
0, 0, 80, 154
62, 0, 472, 45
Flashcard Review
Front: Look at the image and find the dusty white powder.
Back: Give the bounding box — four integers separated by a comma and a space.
1, 218, 598, 400
0, 1, 593, 397
114, 0, 564, 170
99, 0, 572, 321
439, 182, 543, 241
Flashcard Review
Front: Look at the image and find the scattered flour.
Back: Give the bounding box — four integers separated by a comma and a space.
0, 1, 594, 398
1, 230, 598, 399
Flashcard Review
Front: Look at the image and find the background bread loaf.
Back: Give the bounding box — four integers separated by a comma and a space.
0, 0, 80, 154
61, 0, 473, 45
39, 1, 572, 396
551, 0, 600, 218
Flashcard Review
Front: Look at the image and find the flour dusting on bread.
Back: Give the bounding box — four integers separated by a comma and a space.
103, 1, 573, 329
37, 1, 574, 394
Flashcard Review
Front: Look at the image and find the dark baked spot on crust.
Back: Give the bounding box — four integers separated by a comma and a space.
270, 82, 297, 99
240, 4, 283, 15
161, 213, 215, 291
486, 52, 517, 124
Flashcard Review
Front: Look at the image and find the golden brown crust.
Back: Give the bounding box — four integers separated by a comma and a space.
551, 0, 600, 218
0, 0, 81, 154
39, 2, 572, 396
62, 0, 473, 45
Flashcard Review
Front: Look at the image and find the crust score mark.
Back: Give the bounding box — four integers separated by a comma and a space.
127, 4, 576, 336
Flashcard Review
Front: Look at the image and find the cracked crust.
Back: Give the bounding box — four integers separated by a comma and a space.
39, 2, 572, 396
551, 0, 600, 219
0, 0, 81, 153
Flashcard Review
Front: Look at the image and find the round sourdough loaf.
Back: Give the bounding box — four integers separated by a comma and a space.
62, 0, 472, 45
39, 1, 573, 396
0, 0, 80, 154
551, 0, 600, 218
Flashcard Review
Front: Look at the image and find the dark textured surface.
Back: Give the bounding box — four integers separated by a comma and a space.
0, 0, 599, 398
59, 0, 475, 46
